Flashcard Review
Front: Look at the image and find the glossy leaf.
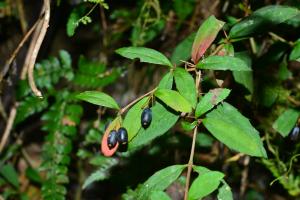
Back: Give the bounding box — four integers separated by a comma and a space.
158, 72, 174, 89
76, 91, 119, 110
218, 182, 233, 200
272, 109, 299, 137
203, 102, 267, 157
155, 89, 192, 113
174, 68, 197, 108
0, 164, 19, 188
137, 165, 186, 199
191, 15, 225, 63
229, 5, 300, 38
197, 56, 251, 71
171, 33, 195, 66
129, 101, 179, 149
232, 52, 253, 93
188, 170, 224, 200
123, 98, 149, 141
116, 47, 172, 67
150, 191, 172, 200
195, 88, 231, 118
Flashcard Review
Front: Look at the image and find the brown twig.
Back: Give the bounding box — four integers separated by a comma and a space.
119, 87, 157, 115
240, 156, 250, 197
20, 19, 43, 80
26, 0, 50, 98
0, 20, 40, 83
0, 103, 18, 153
184, 126, 198, 200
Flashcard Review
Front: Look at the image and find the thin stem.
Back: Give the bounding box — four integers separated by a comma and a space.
0, 19, 39, 82
211, 44, 224, 56
0, 103, 18, 153
184, 126, 198, 200
119, 87, 157, 114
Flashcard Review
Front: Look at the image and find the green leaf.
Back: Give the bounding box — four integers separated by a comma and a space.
217, 182, 233, 200
229, 5, 300, 38
232, 52, 253, 93
0, 164, 19, 188
158, 72, 174, 89
181, 121, 197, 131
66, 6, 86, 37
188, 170, 224, 200
192, 15, 225, 64
272, 109, 299, 137
203, 102, 267, 157
129, 101, 179, 149
155, 89, 192, 113
116, 47, 172, 67
150, 191, 171, 200
174, 68, 197, 108
171, 33, 195, 66
289, 43, 300, 62
195, 88, 231, 118
197, 56, 251, 71
26, 167, 42, 184
137, 165, 186, 199
123, 98, 149, 141
76, 91, 119, 109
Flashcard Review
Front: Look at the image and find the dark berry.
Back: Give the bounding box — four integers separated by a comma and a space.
107, 130, 118, 149
289, 126, 299, 142
117, 127, 128, 145
141, 108, 152, 128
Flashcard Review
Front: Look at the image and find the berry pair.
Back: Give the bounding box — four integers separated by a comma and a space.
107, 127, 128, 149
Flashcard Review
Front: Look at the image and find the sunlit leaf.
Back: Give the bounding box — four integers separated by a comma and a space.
116, 47, 172, 67
158, 72, 174, 89
155, 89, 192, 113
195, 88, 231, 117
197, 56, 251, 71
76, 91, 119, 109
137, 165, 186, 199
188, 169, 224, 200
203, 102, 267, 157
174, 68, 197, 108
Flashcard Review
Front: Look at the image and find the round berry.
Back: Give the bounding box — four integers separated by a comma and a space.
289, 126, 299, 142
141, 108, 152, 128
117, 127, 128, 145
107, 130, 118, 149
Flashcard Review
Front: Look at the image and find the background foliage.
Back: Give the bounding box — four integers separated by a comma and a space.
0, 0, 300, 199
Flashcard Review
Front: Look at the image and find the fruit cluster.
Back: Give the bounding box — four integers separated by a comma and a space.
105, 107, 152, 152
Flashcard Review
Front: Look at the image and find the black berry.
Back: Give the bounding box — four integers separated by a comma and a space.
289, 126, 299, 142
117, 127, 128, 145
107, 130, 118, 149
141, 108, 152, 128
